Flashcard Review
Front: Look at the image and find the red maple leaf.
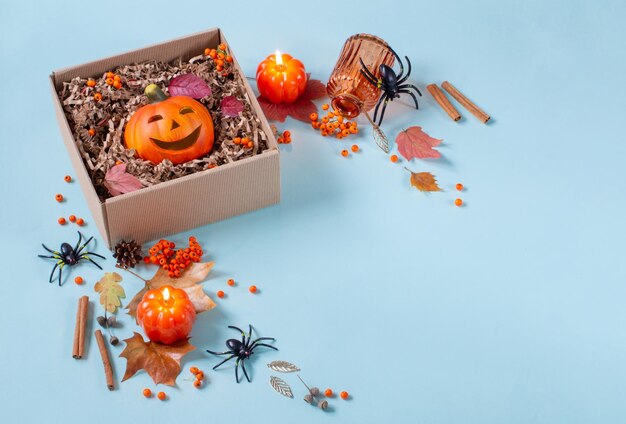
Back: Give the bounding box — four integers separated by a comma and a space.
257, 76, 326, 123
396, 127, 443, 160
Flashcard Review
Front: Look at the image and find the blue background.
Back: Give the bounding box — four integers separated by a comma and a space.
1, 0, 625, 422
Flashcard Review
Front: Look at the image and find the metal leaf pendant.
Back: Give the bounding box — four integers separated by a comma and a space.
270, 376, 294, 398
267, 360, 301, 373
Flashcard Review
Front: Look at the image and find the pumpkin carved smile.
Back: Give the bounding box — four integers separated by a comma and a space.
124, 84, 214, 165
150, 125, 202, 151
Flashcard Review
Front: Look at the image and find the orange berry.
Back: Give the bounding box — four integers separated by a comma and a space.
456, 183, 464, 191
157, 391, 166, 401
204, 48, 211, 55
322, 116, 329, 123
55, 194, 63, 202
455, 198, 463, 207
106, 71, 115, 79
233, 137, 241, 145
215, 59, 224, 67
143, 388, 152, 398
321, 104, 329, 110
242, 137, 250, 145
283, 130, 291, 138
76, 218, 85, 226
342, 129, 350, 137
113, 74, 121, 81
351, 144, 359, 153
340, 391, 349, 400
58, 217, 66, 225
88, 128, 96, 136
277, 136, 284, 144
349, 127, 358, 134
143, 256, 151, 264
249, 285, 257, 293
217, 53, 225, 60
218, 43, 226, 51
341, 150, 349, 157
74, 276, 83, 285
86, 79, 96, 87
325, 389, 333, 397
309, 112, 318, 121
225, 56, 233, 63
195, 371, 204, 380
217, 290, 225, 298
64, 175, 72, 183
247, 141, 253, 148
190, 366, 199, 374
390, 154, 399, 163
193, 379, 202, 388
69, 215, 76, 223
113, 81, 122, 89
227, 279, 235, 286
105, 78, 114, 85
93, 93, 102, 101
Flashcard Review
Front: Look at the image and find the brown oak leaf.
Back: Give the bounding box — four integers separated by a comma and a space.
126, 262, 216, 320
257, 75, 326, 123
404, 167, 442, 192
396, 126, 442, 160
120, 332, 195, 386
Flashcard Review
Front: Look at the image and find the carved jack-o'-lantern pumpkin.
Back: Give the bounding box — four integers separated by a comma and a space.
124, 84, 214, 165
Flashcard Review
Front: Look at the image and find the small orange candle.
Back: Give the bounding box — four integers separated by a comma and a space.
136, 285, 196, 345
256, 50, 307, 104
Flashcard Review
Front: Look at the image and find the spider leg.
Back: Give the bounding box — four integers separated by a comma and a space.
212, 354, 236, 370
80, 255, 103, 270
359, 58, 379, 84
360, 68, 379, 87
373, 94, 385, 124
246, 324, 253, 346
375, 95, 391, 126
397, 56, 412, 84
228, 325, 246, 345
73, 231, 83, 253
206, 349, 233, 355
41, 244, 57, 255
387, 45, 404, 80
76, 236, 94, 256
241, 359, 251, 383
58, 263, 65, 286
398, 89, 420, 109
38, 254, 59, 259
398, 83, 422, 97
249, 342, 278, 352
235, 358, 240, 383
83, 251, 106, 260
48, 261, 61, 283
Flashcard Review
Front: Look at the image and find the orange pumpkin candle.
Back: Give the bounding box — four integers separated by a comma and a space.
256, 50, 307, 104
136, 285, 196, 345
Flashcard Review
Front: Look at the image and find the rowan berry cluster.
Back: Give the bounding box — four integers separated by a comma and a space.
309, 104, 359, 139
144, 236, 203, 278
204, 43, 233, 75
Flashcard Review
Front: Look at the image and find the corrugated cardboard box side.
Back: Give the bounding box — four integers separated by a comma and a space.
49, 28, 280, 248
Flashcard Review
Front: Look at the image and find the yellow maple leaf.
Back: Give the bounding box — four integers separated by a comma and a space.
405, 167, 442, 192
94, 272, 125, 313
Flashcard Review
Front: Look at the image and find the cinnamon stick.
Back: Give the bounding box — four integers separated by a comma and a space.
427, 84, 461, 122
95, 330, 115, 390
72, 296, 89, 359
441, 81, 490, 124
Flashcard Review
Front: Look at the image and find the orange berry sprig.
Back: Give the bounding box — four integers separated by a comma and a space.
233, 136, 253, 149
204, 43, 233, 75
309, 106, 359, 139
277, 130, 292, 144
146, 236, 203, 278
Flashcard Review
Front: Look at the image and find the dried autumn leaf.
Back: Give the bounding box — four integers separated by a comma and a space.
257, 76, 326, 123
221, 95, 244, 117
405, 167, 442, 192
94, 272, 125, 313
120, 332, 195, 386
126, 262, 216, 319
103, 164, 143, 197
168, 74, 212, 98
396, 126, 442, 160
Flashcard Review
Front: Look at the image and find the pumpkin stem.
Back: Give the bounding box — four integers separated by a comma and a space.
145, 84, 168, 103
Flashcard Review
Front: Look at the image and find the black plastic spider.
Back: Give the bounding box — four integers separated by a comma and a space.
359, 46, 422, 126
38, 231, 105, 286
206, 325, 277, 383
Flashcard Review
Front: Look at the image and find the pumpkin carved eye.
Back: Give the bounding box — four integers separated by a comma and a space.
148, 114, 163, 123
179, 106, 195, 115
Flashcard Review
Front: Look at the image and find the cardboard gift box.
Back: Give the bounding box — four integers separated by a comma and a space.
50, 28, 280, 248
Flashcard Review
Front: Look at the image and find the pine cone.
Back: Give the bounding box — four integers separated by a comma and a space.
112, 239, 143, 269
